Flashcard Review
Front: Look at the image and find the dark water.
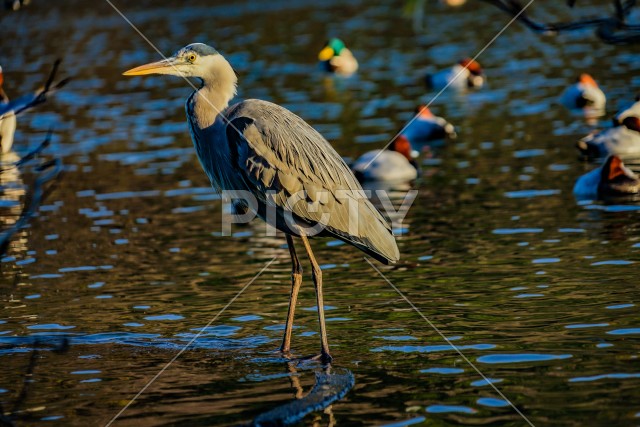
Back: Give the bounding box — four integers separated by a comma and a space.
1, 0, 639, 425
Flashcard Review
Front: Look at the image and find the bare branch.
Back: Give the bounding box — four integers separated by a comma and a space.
0, 60, 71, 118
480, 0, 640, 44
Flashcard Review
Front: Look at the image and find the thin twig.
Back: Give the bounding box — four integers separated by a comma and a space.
480, 0, 640, 43
0, 60, 71, 118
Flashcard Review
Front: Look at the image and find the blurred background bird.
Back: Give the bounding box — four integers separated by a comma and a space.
440, 0, 467, 6
425, 57, 484, 91
614, 96, 640, 125
577, 101, 640, 159
560, 73, 606, 116
401, 105, 457, 146
0, 66, 17, 154
352, 135, 419, 183
4, 0, 30, 11
574, 155, 640, 199
318, 38, 358, 76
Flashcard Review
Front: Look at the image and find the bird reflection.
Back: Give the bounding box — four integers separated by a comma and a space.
0, 152, 28, 272
251, 361, 353, 426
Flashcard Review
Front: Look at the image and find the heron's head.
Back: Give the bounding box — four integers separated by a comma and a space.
123, 43, 233, 84
318, 38, 346, 61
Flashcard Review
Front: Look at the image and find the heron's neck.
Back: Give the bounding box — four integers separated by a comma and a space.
192, 61, 237, 129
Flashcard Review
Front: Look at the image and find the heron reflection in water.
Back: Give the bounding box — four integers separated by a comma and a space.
0, 153, 28, 275
124, 43, 399, 363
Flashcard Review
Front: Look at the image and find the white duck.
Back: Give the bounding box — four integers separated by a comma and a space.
574, 155, 640, 199
0, 66, 17, 154
352, 135, 418, 182
614, 98, 640, 125
560, 73, 606, 115
577, 105, 640, 158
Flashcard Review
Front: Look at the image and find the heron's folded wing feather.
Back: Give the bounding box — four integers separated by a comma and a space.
224, 100, 398, 263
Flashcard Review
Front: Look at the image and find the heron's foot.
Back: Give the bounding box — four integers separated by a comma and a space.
278, 347, 293, 359
301, 351, 333, 365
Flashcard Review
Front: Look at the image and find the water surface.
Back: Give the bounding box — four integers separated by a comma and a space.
0, 0, 639, 426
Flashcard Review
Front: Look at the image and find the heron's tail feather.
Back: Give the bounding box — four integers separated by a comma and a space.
325, 200, 399, 265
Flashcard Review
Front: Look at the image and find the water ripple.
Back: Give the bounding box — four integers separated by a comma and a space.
477, 397, 510, 407
492, 228, 544, 235
591, 260, 634, 266
569, 373, 640, 383
420, 367, 464, 374
372, 343, 495, 353
477, 353, 572, 364
426, 404, 476, 414
504, 189, 561, 199
606, 328, 640, 335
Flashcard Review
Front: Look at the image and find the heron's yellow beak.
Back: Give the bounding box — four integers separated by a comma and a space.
123, 58, 176, 76
318, 46, 334, 62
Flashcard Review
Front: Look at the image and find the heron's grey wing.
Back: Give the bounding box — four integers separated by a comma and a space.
225, 100, 399, 264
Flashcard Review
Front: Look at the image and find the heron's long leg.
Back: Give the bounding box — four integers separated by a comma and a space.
281, 234, 302, 353
299, 233, 332, 363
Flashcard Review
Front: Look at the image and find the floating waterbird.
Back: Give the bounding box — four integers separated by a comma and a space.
577, 107, 640, 158
4, 0, 30, 11
124, 43, 398, 363
352, 135, 419, 182
614, 97, 640, 125
425, 58, 484, 90
574, 155, 640, 198
402, 105, 456, 144
560, 73, 606, 115
318, 38, 358, 76
0, 66, 17, 153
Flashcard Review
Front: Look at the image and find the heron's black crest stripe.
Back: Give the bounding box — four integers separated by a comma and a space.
185, 43, 219, 57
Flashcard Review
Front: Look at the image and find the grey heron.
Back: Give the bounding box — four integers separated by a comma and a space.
124, 43, 399, 363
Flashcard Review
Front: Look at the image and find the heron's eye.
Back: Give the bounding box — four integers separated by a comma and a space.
187, 53, 197, 63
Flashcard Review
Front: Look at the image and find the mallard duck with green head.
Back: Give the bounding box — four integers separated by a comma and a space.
318, 38, 358, 76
